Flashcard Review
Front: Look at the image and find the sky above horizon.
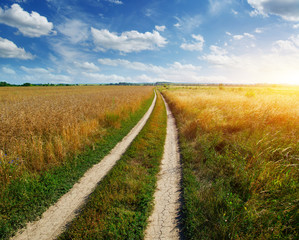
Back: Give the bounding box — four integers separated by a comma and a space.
0, 0, 298, 85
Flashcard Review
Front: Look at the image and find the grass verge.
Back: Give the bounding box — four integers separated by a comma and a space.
0, 93, 154, 240
58, 92, 166, 240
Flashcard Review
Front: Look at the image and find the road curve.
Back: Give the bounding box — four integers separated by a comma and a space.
12, 92, 157, 240
145, 93, 182, 240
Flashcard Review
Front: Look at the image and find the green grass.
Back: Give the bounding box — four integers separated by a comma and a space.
162, 86, 298, 240
58, 92, 167, 240
0, 93, 154, 240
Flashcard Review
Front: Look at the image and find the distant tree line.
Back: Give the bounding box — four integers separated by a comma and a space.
0, 81, 158, 87
0, 81, 81, 87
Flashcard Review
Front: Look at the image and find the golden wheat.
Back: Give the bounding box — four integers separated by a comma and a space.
0, 86, 153, 183
162, 86, 298, 238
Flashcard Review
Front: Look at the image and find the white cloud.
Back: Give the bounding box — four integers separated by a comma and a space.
57, 19, 89, 44
0, 4, 55, 37
272, 34, 299, 53
74, 61, 100, 72
158, 63, 204, 83
98, 58, 201, 74
98, 58, 203, 83
91, 28, 167, 53
209, 0, 233, 15
23, 73, 72, 83
21, 66, 50, 74
133, 74, 162, 83
21, 66, 72, 83
145, 8, 155, 17
248, 0, 299, 21
201, 34, 299, 84
226, 31, 232, 36
293, 24, 299, 29
233, 35, 244, 40
98, 58, 161, 72
98, 58, 121, 66
0, 37, 33, 59
233, 32, 255, 40
201, 46, 236, 66
2, 67, 16, 74
244, 33, 255, 39
82, 72, 128, 83
255, 28, 263, 33
174, 22, 181, 28
155, 25, 166, 32
105, 0, 123, 4
180, 34, 204, 51
50, 41, 89, 62
232, 9, 238, 15
210, 45, 228, 55
173, 15, 202, 32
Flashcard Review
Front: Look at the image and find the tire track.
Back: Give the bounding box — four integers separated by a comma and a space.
145, 94, 181, 240
11, 92, 157, 240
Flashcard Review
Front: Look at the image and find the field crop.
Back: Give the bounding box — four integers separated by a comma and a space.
162, 86, 298, 239
0, 86, 154, 239
0, 86, 153, 185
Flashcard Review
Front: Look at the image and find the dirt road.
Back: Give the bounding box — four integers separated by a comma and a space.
12, 93, 156, 240
145, 94, 182, 240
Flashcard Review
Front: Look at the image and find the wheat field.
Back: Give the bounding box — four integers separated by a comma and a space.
0, 86, 153, 186
162, 86, 298, 239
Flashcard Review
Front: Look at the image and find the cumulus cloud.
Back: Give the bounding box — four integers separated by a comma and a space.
201, 45, 235, 66
248, 0, 299, 21
272, 34, 299, 53
74, 61, 100, 72
180, 34, 204, 51
0, 4, 55, 37
91, 28, 167, 53
155, 25, 166, 32
0, 37, 33, 59
57, 19, 89, 43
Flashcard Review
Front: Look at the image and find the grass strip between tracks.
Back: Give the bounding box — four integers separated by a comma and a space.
0, 93, 154, 240
58, 92, 166, 240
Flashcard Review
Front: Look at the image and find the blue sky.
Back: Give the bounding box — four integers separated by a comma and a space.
0, 0, 298, 84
